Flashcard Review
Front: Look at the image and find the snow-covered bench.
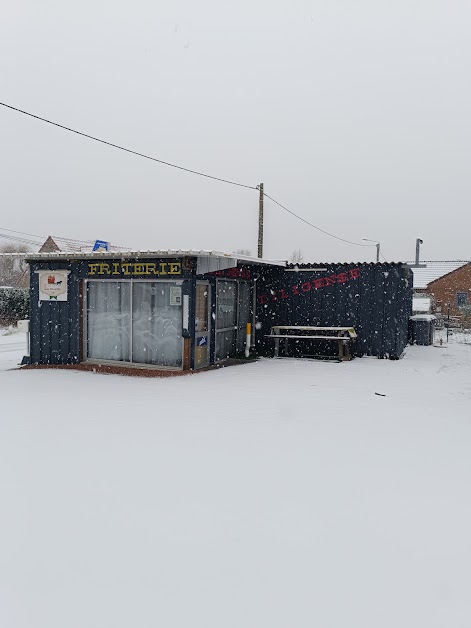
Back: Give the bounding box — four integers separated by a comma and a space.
266, 326, 357, 361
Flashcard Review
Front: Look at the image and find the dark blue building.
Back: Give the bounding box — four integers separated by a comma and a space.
25, 251, 412, 369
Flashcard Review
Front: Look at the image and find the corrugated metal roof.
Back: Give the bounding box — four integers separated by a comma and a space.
25, 249, 286, 266
284, 262, 408, 268
410, 261, 470, 289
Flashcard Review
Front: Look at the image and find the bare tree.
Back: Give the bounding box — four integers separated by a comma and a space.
0, 244, 31, 288
234, 249, 252, 257
290, 249, 304, 264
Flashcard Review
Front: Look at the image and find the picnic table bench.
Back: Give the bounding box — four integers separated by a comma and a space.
266, 326, 357, 361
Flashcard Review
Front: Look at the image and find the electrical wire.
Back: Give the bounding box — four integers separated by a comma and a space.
262, 192, 376, 248
0, 101, 258, 191
0, 233, 41, 247
0, 228, 128, 250
1, 100, 381, 250
0, 227, 45, 240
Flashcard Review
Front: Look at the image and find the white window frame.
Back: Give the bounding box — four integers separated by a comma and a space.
83, 278, 184, 369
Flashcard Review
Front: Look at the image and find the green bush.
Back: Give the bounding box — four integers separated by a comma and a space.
0, 287, 29, 325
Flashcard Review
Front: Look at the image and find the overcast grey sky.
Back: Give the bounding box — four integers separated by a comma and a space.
1, 0, 469, 262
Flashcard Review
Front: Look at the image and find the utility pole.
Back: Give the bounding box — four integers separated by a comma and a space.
257, 183, 264, 258
361, 238, 380, 262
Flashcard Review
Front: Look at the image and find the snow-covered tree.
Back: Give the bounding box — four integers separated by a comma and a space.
290, 249, 304, 264
0, 244, 30, 288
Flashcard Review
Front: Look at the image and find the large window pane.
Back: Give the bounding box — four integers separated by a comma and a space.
132, 282, 182, 367
195, 284, 209, 332
87, 282, 131, 361
216, 330, 236, 360
216, 281, 236, 328
237, 282, 251, 352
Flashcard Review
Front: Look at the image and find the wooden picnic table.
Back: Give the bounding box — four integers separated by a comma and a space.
266, 326, 357, 361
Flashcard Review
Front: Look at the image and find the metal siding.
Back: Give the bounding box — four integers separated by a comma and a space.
30, 267, 41, 364
372, 267, 385, 356
256, 263, 411, 359
67, 273, 80, 363
29, 261, 80, 365
209, 278, 217, 364
186, 278, 196, 369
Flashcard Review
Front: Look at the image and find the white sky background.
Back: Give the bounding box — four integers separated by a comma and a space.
0, 0, 469, 262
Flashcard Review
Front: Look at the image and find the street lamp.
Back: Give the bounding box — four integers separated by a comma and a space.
362, 238, 380, 263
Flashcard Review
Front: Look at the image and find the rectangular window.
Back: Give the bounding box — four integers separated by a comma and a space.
216, 281, 237, 328
456, 292, 468, 307
237, 282, 251, 352
216, 281, 237, 360
132, 282, 182, 367
87, 281, 131, 361
86, 280, 182, 367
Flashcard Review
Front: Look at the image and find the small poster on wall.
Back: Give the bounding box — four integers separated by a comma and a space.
36, 270, 70, 301
169, 286, 182, 306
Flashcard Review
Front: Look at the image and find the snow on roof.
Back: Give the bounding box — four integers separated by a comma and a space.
410, 314, 437, 321
39, 235, 124, 254
410, 261, 470, 289
25, 249, 286, 267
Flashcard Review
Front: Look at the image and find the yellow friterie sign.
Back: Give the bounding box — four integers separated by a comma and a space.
87, 261, 182, 277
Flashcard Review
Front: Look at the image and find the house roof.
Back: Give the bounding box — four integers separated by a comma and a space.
38, 235, 124, 254
411, 261, 470, 289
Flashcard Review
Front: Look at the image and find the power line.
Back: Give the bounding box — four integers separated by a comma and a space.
1, 100, 378, 249
262, 192, 376, 248
0, 233, 41, 247
0, 227, 45, 241
0, 101, 258, 191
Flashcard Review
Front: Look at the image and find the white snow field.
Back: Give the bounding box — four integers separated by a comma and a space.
1, 329, 471, 628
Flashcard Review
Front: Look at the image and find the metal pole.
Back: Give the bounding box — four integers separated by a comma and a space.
376, 243, 380, 263
415, 238, 423, 266
257, 183, 264, 258
447, 303, 450, 343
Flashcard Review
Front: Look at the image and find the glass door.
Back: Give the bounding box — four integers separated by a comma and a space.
132, 282, 183, 367
194, 282, 210, 368
215, 280, 237, 360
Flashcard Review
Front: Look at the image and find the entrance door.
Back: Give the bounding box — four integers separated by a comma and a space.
194, 282, 210, 368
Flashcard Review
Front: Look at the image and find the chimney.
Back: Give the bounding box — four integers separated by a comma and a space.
415, 239, 423, 266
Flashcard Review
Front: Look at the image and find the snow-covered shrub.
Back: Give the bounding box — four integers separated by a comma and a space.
0, 287, 29, 324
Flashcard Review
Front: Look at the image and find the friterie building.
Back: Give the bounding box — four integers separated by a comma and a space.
26, 250, 280, 370
26, 250, 413, 369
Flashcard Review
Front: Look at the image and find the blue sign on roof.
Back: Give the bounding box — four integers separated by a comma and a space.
93, 240, 109, 252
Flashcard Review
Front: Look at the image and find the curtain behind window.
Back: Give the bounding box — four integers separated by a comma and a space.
132, 282, 182, 367
87, 282, 131, 361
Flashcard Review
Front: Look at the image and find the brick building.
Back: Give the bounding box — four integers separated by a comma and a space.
412, 261, 471, 321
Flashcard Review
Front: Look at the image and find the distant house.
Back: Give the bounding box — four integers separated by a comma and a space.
411, 261, 471, 320
38, 235, 123, 254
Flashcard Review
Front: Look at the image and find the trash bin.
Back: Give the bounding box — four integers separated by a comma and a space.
409, 314, 436, 345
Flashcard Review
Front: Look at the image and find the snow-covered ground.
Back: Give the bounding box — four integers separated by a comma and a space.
1, 329, 471, 628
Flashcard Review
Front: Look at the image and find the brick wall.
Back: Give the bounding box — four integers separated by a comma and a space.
427, 263, 471, 319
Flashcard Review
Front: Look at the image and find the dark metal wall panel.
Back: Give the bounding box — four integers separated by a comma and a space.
29, 257, 196, 367
29, 262, 80, 365
256, 263, 412, 359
